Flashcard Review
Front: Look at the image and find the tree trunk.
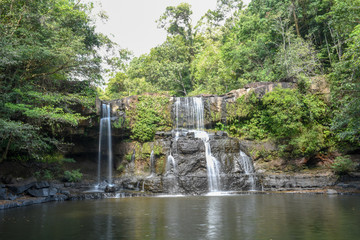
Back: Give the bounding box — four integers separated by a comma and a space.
291, 1, 301, 37
1, 135, 12, 163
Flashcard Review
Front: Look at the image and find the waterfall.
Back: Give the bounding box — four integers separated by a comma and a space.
173, 97, 221, 192
174, 97, 204, 130
97, 104, 113, 187
150, 150, 156, 175
238, 150, 256, 190
194, 131, 221, 192
166, 152, 177, 174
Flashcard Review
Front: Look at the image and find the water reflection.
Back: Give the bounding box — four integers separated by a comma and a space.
1, 195, 360, 240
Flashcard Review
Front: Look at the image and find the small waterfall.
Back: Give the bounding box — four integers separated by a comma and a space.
97, 104, 113, 187
150, 150, 156, 176
173, 97, 221, 192
166, 152, 177, 174
194, 131, 221, 192
141, 180, 145, 192
238, 150, 256, 190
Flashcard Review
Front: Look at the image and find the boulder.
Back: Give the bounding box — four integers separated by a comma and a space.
34, 181, 50, 189
0, 188, 7, 200
7, 177, 36, 194
104, 185, 116, 193
27, 187, 58, 197
27, 188, 50, 197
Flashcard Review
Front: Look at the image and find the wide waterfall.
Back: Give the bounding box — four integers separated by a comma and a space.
97, 104, 113, 187
173, 97, 221, 192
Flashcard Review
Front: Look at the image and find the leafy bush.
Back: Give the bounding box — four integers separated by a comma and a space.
331, 156, 355, 175
127, 96, 172, 142
63, 169, 83, 182
34, 170, 54, 180
224, 87, 331, 158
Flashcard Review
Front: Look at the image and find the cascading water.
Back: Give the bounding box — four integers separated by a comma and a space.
194, 131, 221, 192
150, 150, 156, 176
238, 150, 256, 190
173, 97, 221, 192
97, 104, 113, 187
166, 152, 177, 174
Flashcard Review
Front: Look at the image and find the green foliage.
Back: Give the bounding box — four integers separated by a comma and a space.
41, 153, 75, 164
63, 169, 83, 182
0, 119, 54, 162
34, 170, 54, 181
125, 154, 133, 162
191, 39, 235, 94
157, 3, 193, 43
331, 24, 360, 146
0, 0, 106, 163
116, 164, 125, 173
331, 155, 355, 175
225, 87, 332, 158
105, 72, 159, 99
127, 96, 172, 142
126, 36, 192, 96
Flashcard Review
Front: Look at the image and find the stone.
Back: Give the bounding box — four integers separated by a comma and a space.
60, 190, 71, 196
105, 185, 116, 193
326, 189, 338, 195
49, 187, 58, 196
27, 188, 50, 197
34, 181, 50, 189
178, 138, 201, 154
7, 177, 36, 194
0, 188, 6, 200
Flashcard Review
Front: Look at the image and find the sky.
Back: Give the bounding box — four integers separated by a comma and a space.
85, 0, 250, 57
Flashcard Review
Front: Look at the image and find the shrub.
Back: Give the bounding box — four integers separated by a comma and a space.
331, 155, 355, 175
127, 96, 172, 142
63, 169, 83, 182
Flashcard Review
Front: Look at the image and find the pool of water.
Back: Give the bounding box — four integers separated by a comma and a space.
1, 194, 359, 240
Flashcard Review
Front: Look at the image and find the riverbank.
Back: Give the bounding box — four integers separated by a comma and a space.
1, 172, 360, 210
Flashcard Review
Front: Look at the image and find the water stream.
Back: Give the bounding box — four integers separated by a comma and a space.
97, 104, 113, 187
173, 97, 221, 192
238, 150, 256, 190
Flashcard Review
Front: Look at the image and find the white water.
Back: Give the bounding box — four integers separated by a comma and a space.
150, 150, 155, 175
193, 130, 221, 192
238, 150, 256, 190
166, 153, 177, 174
97, 104, 113, 187
173, 97, 221, 192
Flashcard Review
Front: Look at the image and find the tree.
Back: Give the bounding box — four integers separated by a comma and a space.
0, 0, 109, 162
157, 3, 194, 45
331, 24, 360, 145
127, 36, 192, 95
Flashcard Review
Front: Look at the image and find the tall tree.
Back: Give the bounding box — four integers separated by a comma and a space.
0, 0, 109, 162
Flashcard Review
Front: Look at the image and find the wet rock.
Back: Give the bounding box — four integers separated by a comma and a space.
0, 188, 7, 200
326, 189, 338, 195
34, 181, 50, 189
216, 131, 228, 137
262, 174, 337, 190
49, 187, 58, 196
27, 188, 49, 197
7, 177, 36, 194
178, 138, 201, 154
105, 185, 116, 193
27, 187, 58, 197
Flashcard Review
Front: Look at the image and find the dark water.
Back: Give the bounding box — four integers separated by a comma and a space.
1, 194, 359, 240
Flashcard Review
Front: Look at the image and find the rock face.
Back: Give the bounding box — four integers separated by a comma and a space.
115, 132, 259, 194
61, 81, 342, 195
